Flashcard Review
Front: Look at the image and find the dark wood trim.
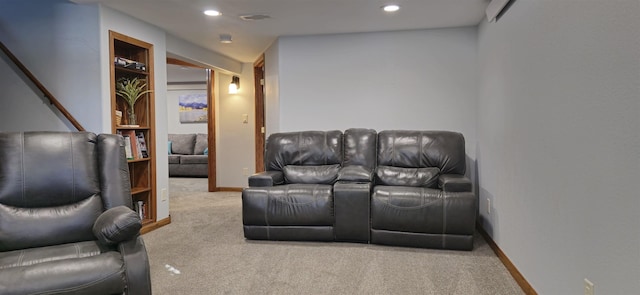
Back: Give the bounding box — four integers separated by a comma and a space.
253, 54, 265, 173
477, 225, 537, 294
0, 41, 85, 131
147, 41, 157, 224
216, 187, 243, 192
109, 30, 158, 233
206, 69, 217, 192
140, 216, 172, 235
166, 57, 200, 68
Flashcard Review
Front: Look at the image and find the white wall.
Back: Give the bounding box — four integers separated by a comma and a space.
0, 56, 70, 131
477, 1, 640, 294
264, 41, 280, 136
166, 84, 208, 135
165, 64, 255, 188
0, 0, 102, 132
270, 28, 478, 179
217, 64, 256, 188
166, 34, 242, 75
100, 5, 170, 221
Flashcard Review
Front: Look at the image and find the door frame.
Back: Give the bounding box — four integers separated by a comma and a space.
253, 54, 265, 173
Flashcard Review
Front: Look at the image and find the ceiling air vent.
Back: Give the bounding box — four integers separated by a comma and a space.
239, 14, 271, 21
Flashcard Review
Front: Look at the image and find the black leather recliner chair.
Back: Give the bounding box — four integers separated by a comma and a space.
242, 130, 343, 241
0, 132, 151, 294
370, 130, 476, 250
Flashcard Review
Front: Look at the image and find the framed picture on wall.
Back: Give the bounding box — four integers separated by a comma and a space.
178, 93, 207, 123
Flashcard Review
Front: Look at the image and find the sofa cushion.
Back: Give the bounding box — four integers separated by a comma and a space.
168, 155, 180, 164
337, 165, 373, 182
377, 130, 466, 175
0, 250, 126, 294
194, 133, 208, 155
375, 166, 440, 188
371, 186, 444, 234
242, 184, 334, 226
180, 155, 208, 164
283, 164, 340, 184
0, 241, 101, 270
265, 130, 343, 171
0, 195, 103, 251
371, 186, 476, 235
168, 134, 196, 155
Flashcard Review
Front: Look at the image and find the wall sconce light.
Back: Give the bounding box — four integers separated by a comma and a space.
229, 76, 240, 94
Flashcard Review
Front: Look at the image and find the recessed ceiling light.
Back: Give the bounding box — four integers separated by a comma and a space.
204, 10, 221, 16
382, 4, 400, 12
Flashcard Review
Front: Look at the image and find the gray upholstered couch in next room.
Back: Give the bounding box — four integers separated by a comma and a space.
168, 133, 208, 177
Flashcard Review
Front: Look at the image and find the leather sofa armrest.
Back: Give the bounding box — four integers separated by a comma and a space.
248, 171, 284, 187
337, 165, 373, 182
439, 174, 473, 192
93, 206, 142, 245
119, 236, 151, 295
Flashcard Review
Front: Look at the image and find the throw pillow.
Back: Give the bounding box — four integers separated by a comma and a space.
168, 141, 172, 155
375, 166, 440, 188
204, 147, 208, 155
283, 164, 340, 184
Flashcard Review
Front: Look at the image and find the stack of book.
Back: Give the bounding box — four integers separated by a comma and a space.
114, 56, 146, 71
117, 130, 149, 160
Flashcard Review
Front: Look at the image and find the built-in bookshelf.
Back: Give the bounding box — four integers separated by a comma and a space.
109, 30, 157, 233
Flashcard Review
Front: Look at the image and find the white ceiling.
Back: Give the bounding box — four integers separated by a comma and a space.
72, 0, 490, 63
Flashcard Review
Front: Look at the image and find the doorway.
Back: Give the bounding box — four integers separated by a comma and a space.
166, 57, 218, 192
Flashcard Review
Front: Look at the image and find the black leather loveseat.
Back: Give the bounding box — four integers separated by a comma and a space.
242, 129, 477, 250
0, 132, 151, 294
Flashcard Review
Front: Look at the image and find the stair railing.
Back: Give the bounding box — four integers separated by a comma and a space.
0, 40, 85, 131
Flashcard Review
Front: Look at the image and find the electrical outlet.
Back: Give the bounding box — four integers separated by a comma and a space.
161, 188, 168, 201
242, 168, 249, 176
584, 278, 594, 295
487, 198, 491, 215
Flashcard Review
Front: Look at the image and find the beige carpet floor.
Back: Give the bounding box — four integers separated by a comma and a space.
142, 178, 524, 294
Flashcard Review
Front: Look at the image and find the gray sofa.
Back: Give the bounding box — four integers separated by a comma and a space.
242, 129, 477, 250
168, 133, 208, 177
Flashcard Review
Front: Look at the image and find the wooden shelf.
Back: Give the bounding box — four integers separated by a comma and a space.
116, 126, 150, 130
109, 30, 160, 234
131, 187, 151, 195
115, 66, 148, 75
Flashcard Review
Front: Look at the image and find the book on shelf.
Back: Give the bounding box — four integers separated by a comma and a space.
135, 200, 146, 220
136, 131, 149, 158
123, 135, 134, 159
134, 135, 143, 159
121, 130, 140, 159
